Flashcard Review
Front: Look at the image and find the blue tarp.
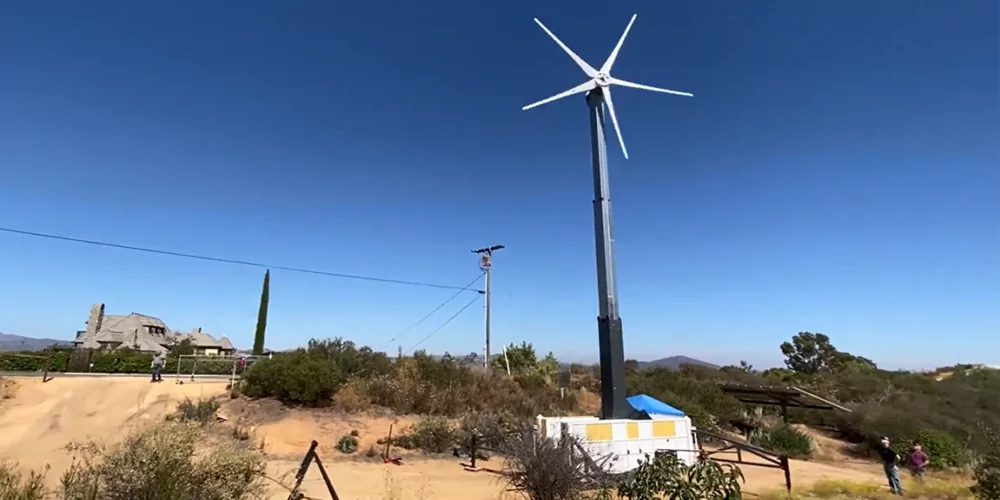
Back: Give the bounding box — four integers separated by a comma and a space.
627, 394, 686, 417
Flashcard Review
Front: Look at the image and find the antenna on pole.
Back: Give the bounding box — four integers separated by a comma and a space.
521, 14, 692, 420
472, 244, 505, 373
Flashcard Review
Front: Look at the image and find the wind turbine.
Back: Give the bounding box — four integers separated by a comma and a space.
522, 14, 692, 420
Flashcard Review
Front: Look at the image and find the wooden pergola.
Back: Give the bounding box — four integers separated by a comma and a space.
720, 383, 852, 423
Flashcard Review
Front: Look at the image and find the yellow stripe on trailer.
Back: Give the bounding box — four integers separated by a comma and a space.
585, 423, 613, 442
626, 422, 639, 439
651, 420, 676, 437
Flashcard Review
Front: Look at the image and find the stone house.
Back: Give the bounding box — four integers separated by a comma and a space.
72, 303, 236, 356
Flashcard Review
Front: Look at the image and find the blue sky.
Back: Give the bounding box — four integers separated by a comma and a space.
1, 1, 997, 370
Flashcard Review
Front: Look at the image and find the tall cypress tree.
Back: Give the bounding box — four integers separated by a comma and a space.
252, 270, 270, 355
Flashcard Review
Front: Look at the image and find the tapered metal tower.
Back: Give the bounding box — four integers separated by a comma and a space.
522, 14, 692, 420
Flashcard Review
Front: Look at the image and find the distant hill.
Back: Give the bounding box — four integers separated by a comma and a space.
635, 356, 720, 371
0, 333, 72, 352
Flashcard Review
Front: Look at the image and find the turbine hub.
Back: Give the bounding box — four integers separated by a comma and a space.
595, 73, 611, 87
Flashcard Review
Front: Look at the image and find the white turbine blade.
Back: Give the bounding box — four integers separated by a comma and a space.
600, 14, 637, 74
602, 87, 628, 160
522, 80, 598, 111
609, 77, 693, 97
533, 18, 598, 77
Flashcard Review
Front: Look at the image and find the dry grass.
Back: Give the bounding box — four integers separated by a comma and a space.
753, 475, 974, 500
0, 460, 48, 500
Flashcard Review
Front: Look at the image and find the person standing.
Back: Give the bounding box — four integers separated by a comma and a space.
151, 351, 165, 383
878, 437, 903, 495
908, 442, 930, 481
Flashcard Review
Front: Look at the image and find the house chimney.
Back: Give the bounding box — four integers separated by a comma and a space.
85, 303, 105, 337
192, 327, 201, 334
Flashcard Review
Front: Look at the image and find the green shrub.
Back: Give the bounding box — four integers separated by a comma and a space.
90, 350, 153, 373
0, 461, 47, 500
0, 353, 49, 372
749, 425, 814, 459
336, 435, 358, 454
241, 350, 342, 405
913, 428, 964, 469
396, 417, 458, 454
618, 452, 743, 500
0, 350, 238, 375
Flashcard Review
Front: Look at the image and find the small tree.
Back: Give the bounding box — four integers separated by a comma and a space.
493, 341, 538, 373
168, 338, 195, 356
252, 270, 269, 356
780, 332, 840, 375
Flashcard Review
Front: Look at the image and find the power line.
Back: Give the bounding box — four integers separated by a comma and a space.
0, 226, 478, 292
405, 294, 481, 354
380, 272, 484, 351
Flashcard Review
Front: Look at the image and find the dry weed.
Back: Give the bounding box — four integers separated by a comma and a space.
333, 378, 373, 412
381, 469, 401, 500
60, 421, 266, 500
754, 476, 974, 500
0, 460, 48, 500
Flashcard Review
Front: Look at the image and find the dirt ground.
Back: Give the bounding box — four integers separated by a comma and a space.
0, 375, 887, 499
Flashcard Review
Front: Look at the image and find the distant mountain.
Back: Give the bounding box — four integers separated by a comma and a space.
635, 356, 719, 371
0, 333, 72, 352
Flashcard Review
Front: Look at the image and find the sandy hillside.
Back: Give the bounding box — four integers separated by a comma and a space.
0, 376, 230, 475
0, 375, 889, 499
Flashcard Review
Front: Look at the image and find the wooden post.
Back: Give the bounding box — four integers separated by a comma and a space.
470, 433, 478, 469
384, 425, 393, 460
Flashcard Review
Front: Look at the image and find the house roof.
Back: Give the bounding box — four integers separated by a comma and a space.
76, 306, 237, 353
101, 313, 168, 333
175, 330, 233, 349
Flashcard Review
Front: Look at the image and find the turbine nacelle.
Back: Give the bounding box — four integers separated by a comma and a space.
522, 14, 692, 160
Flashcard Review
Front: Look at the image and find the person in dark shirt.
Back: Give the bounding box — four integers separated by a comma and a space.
908, 443, 930, 481
878, 437, 903, 495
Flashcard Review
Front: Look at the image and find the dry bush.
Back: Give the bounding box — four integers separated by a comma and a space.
173, 397, 221, 425
0, 460, 47, 500
459, 410, 522, 451
362, 351, 578, 418
498, 426, 599, 500
973, 425, 1000, 500
60, 421, 266, 500
380, 416, 459, 454
332, 378, 372, 412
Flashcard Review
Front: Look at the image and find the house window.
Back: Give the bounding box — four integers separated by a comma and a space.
146, 326, 165, 335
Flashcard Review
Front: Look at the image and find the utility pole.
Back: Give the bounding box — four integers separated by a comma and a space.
472, 244, 504, 373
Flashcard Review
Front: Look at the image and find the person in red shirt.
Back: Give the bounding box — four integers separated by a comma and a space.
907, 443, 930, 481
